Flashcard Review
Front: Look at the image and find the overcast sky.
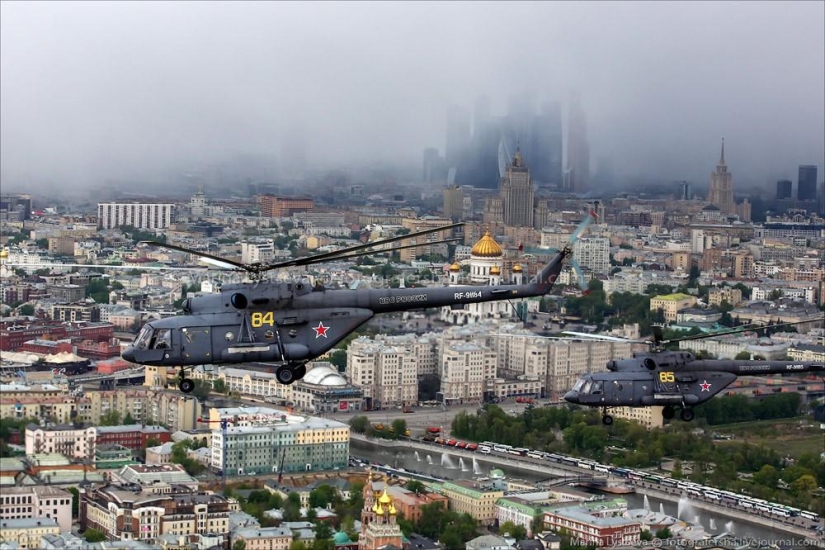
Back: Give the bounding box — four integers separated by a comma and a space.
1, 1, 823, 192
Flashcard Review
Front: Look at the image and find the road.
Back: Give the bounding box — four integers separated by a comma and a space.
324, 401, 541, 437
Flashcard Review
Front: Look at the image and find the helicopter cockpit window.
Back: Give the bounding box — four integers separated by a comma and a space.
152, 329, 171, 349
591, 381, 603, 395
134, 326, 153, 350
573, 378, 586, 392
582, 380, 593, 395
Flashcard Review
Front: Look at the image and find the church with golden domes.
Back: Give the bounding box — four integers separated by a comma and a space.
359, 471, 403, 550
440, 231, 525, 325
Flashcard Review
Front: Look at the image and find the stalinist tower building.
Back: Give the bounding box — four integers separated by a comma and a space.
708, 139, 734, 215
500, 148, 534, 227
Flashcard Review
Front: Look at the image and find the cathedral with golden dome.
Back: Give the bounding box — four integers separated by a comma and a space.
441, 230, 525, 325
359, 471, 403, 550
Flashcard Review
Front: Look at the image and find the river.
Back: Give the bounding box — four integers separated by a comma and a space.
351, 439, 818, 547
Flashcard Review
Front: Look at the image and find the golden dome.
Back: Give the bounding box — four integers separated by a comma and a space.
379, 488, 392, 505
449, 263, 461, 272
471, 231, 503, 258
490, 265, 501, 275
0, 249, 7, 258
512, 263, 523, 272
389, 503, 397, 515
372, 502, 382, 514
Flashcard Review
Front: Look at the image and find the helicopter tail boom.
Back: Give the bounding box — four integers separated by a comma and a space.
686, 360, 825, 375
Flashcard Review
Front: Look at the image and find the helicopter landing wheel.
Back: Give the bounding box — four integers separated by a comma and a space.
602, 415, 613, 426
680, 408, 695, 422
179, 378, 195, 394
275, 365, 297, 385
292, 364, 307, 381
662, 406, 675, 420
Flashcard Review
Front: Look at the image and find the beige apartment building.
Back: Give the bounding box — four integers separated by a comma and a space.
433, 480, 504, 526
708, 287, 743, 307
440, 342, 497, 404
82, 486, 237, 542
347, 337, 419, 408
649, 293, 697, 323
25, 425, 97, 460
0, 485, 73, 532
233, 527, 293, 550
0, 517, 60, 549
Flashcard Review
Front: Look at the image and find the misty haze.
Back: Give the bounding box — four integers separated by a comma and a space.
0, 1, 823, 195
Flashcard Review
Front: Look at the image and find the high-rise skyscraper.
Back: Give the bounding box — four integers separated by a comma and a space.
500, 148, 534, 227
446, 105, 471, 170
708, 139, 734, 215
776, 180, 793, 200
529, 101, 563, 188
422, 148, 443, 182
566, 93, 590, 193
443, 185, 463, 221
797, 165, 818, 201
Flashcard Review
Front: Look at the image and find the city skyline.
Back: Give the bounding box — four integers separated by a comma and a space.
1, 2, 823, 193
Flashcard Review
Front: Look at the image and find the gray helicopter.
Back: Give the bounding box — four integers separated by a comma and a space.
561, 320, 825, 424
122, 211, 598, 393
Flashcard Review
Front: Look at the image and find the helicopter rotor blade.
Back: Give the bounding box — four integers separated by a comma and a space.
138, 241, 249, 271
568, 209, 598, 246
298, 238, 462, 266
256, 222, 464, 272
659, 316, 825, 345
560, 331, 646, 343
1, 260, 219, 272
569, 258, 589, 293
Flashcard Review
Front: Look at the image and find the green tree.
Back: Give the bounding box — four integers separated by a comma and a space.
309, 484, 336, 509
328, 349, 348, 372
19, 304, 35, 316
640, 530, 653, 541
191, 379, 212, 401
791, 474, 818, 496
655, 527, 672, 539
391, 419, 408, 438
123, 412, 135, 425
314, 522, 334, 544
499, 521, 527, 540
753, 465, 780, 489
84, 528, 107, 542
734, 351, 752, 360
232, 541, 247, 550
406, 480, 425, 494
100, 410, 122, 426
671, 460, 683, 480
213, 378, 227, 394
349, 416, 370, 434
68, 487, 80, 517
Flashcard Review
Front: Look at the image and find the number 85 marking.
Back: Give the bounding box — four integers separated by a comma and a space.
251, 312, 275, 328
658, 372, 675, 383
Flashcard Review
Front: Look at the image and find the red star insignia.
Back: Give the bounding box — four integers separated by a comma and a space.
313, 321, 330, 339
700, 380, 711, 392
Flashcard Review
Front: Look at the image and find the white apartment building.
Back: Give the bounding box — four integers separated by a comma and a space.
0, 485, 73, 532
573, 238, 610, 274
241, 241, 275, 264
211, 416, 349, 476
25, 425, 96, 460
347, 337, 419, 408
97, 202, 175, 230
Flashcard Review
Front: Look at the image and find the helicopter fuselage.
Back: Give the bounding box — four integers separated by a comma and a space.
565, 357, 824, 422
121, 251, 567, 370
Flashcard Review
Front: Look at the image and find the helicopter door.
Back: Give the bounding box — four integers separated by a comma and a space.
178, 327, 212, 365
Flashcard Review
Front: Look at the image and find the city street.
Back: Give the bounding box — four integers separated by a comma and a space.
324, 400, 540, 437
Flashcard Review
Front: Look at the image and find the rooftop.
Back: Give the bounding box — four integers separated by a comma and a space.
652, 293, 694, 301
0, 517, 58, 529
